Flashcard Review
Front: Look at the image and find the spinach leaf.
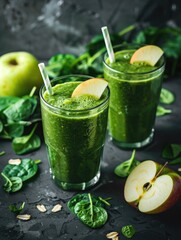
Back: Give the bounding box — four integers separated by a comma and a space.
2, 158, 41, 182
3, 96, 37, 121
162, 144, 181, 159
67, 193, 110, 228
121, 225, 136, 238
9, 202, 25, 213
156, 105, 172, 116
74, 194, 108, 228
160, 88, 175, 104
46, 54, 77, 78
1, 172, 23, 193
5, 123, 24, 138
12, 124, 41, 154
0, 120, 3, 133
67, 193, 110, 213
0, 96, 20, 112
114, 150, 140, 177
0, 151, 5, 156
169, 156, 181, 165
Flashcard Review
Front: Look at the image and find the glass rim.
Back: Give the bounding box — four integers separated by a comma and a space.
103, 43, 165, 76
40, 74, 110, 113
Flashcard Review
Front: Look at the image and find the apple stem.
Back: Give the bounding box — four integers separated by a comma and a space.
153, 161, 168, 180
143, 162, 169, 192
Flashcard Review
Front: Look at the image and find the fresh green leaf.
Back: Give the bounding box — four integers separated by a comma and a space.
67, 193, 110, 228
156, 105, 172, 116
0, 96, 20, 112
0, 151, 5, 156
0, 120, 3, 133
46, 54, 77, 78
1, 172, 23, 193
114, 150, 140, 177
74, 194, 108, 228
3, 96, 37, 121
162, 144, 181, 159
12, 124, 41, 154
9, 202, 25, 213
169, 156, 181, 165
160, 88, 175, 104
121, 225, 136, 238
5, 123, 24, 138
67, 193, 110, 213
2, 158, 40, 182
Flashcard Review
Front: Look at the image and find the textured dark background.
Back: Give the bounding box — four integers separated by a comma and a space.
0, 0, 181, 59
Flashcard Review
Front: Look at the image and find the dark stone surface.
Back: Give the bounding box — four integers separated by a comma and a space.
0, 77, 181, 240
0, 0, 181, 59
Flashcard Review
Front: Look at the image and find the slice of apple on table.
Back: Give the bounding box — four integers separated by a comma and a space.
124, 160, 181, 214
71, 78, 108, 99
130, 45, 164, 66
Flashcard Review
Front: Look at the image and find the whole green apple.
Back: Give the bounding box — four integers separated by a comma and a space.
0, 52, 43, 96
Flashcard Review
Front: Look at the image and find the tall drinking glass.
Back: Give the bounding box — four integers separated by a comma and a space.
40, 75, 110, 190
103, 44, 165, 148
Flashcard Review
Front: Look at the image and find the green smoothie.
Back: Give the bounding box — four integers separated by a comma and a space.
40, 77, 109, 190
103, 46, 165, 148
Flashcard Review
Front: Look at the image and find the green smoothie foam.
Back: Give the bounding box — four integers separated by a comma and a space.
104, 48, 165, 147
41, 80, 109, 189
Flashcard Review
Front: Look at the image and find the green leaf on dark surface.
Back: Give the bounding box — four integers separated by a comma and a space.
12, 124, 41, 154
0, 96, 20, 112
169, 156, 181, 165
0, 151, 5, 156
2, 158, 41, 182
121, 225, 136, 238
0, 120, 3, 133
5, 123, 24, 138
114, 150, 140, 178
156, 105, 172, 116
1, 172, 23, 193
160, 88, 175, 104
67, 193, 110, 228
9, 202, 25, 213
162, 144, 181, 159
3, 96, 37, 122
74, 194, 108, 228
46, 54, 77, 78
67, 193, 110, 213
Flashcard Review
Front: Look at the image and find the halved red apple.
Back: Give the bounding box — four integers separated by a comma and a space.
130, 45, 164, 66
71, 78, 108, 99
124, 160, 181, 214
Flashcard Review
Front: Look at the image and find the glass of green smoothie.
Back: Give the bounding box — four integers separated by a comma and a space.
103, 44, 165, 148
40, 75, 110, 190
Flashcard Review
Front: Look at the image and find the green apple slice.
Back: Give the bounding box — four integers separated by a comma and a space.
130, 45, 164, 66
124, 160, 181, 214
71, 78, 108, 99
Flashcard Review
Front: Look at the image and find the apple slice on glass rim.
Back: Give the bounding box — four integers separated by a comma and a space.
124, 160, 181, 214
130, 45, 164, 66
71, 78, 108, 99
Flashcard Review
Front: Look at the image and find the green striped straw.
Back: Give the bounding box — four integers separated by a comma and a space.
38, 63, 53, 95
101, 26, 115, 63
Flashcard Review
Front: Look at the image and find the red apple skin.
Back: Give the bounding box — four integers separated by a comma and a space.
124, 161, 181, 214
144, 172, 181, 214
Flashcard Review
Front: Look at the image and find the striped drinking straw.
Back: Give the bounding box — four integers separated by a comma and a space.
38, 63, 53, 95
101, 26, 115, 63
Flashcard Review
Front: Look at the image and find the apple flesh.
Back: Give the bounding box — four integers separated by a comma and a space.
130, 45, 164, 66
124, 160, 181, 214
0, 52, 43, 96
71, 78, 108, 99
